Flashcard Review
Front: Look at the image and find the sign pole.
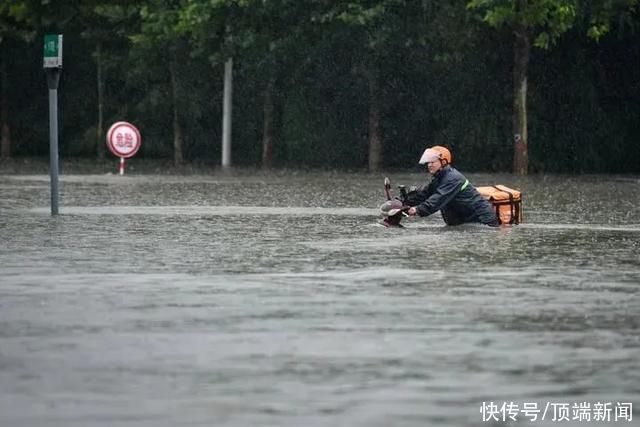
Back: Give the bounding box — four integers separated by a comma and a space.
44, 34, 63, 216
47, 69, 61, 215
119, 157, 125, 175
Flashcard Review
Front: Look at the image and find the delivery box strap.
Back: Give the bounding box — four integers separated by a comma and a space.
492, 185, 520, 224
492, 185, 515, 201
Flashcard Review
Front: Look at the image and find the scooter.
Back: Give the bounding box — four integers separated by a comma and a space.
379, 177, 414, 227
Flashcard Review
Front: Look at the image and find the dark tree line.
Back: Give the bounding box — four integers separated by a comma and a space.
1, 0, 638, 173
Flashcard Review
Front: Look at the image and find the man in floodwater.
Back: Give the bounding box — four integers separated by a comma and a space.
404, 146, 499, 226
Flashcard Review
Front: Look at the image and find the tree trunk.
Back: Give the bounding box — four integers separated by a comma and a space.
222, 58, 233, 167
261, 76, 276, 169
1, 46, 11, 158
169, 59, 184, 166
512, 24, 530, 175
96, 41, 105, 160
367, 70, 382, 172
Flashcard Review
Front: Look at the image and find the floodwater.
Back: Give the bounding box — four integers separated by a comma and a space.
1, 169, 639, 427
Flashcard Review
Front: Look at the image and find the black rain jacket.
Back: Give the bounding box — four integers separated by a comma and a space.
405, 166, 498, 226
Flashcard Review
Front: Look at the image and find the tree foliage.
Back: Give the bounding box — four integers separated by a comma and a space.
0, 0, 639, 173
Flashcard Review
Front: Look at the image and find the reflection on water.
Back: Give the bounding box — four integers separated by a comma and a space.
1, 171, 639, 427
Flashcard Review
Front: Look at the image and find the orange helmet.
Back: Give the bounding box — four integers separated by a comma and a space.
418, 145, 452, 165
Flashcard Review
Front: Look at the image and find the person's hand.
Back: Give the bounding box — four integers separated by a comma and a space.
407, 207, 417, 216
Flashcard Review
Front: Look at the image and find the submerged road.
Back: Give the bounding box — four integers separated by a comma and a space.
1, 172, 639, 426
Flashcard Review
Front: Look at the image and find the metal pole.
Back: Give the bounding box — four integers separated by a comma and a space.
47, 69, 61, 216
222, 57, 233, 168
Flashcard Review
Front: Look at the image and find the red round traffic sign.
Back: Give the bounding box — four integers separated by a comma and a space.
106, 121, 141, 158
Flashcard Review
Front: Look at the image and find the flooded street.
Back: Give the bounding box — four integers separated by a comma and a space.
1, 169, 639, 426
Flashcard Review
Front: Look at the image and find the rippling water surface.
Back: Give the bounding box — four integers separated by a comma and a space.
1, 170, 639, 426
